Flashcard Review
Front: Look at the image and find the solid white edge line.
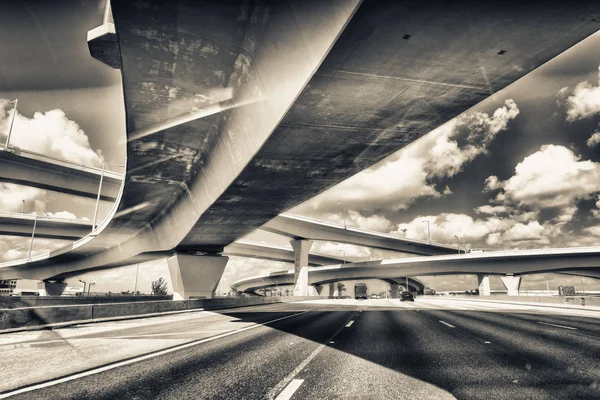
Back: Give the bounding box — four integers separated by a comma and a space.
537, 321, 577, 330
274, 379, 304, 400
0, 311, 310, 399
345, 320, 354, 328
439, 320, 455, 328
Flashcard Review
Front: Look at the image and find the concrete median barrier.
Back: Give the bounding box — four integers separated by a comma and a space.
0, 296, 329, 333
0, 305, 93, 332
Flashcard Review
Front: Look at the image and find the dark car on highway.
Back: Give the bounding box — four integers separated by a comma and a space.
400, 291, 414, 302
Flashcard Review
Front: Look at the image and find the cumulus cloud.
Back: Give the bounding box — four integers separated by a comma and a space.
0, 236, 69, 262
586, 129, 600, 148
474, 205, 508, 215
0, 99, 104, 167
565, 65, 600, 121
297, 99, 519, 215
488, 145, 600, 217
0, 183, 46, 213
396, 213, 513, 249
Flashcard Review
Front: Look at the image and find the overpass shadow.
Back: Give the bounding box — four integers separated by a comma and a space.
56, 298, 600, 399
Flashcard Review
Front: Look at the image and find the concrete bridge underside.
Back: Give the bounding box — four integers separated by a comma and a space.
1, 0, 599, 299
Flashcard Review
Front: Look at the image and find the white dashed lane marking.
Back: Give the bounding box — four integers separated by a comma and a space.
275, 379, 304, 400
537, 321, 577, 330
439, 320, 456, 328
345, 321, 354, 328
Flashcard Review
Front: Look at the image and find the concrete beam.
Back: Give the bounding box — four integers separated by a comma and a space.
477, 274, 491, 296
0, 213, 92, 240
291, 239, 313, 296
261, 214, 457, 256
0, 148, 121, 201
37, 281, 67, 296
390, 282, 399, 299
167, 254, 228, 300
501, 275, 522, 296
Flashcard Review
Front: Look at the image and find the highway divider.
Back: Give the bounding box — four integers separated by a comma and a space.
0, 296, 327, 333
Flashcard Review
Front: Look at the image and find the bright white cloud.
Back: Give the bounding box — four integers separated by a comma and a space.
0, 183, 46, 213
565, 65, 600, 121
587, 130, 600, 148
396, 213, 512, 249
503, 221, 549, 244
298, 99, 519, 214
0, 99, 104, 167
0, 236, 68, 262
474, 205, 508, 215
490, 145, 600, 210
318, 210, 393, 232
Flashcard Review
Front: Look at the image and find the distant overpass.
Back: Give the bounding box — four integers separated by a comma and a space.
2, 0, 599, 299
232, 269, 425, 297
233, 247, 600, 297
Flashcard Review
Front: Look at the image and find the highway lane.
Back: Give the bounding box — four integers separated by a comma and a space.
2, 299, 600, 399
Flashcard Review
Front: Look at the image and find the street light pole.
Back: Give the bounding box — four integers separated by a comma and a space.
79, 279, 87, 296
454, 234, 460, 254
133, 263, 140, 295
339, 249, 346, 264
21, 200, 25, 214
88, 282, 96, 296
27, 216, 37, 260
422, 220, 431, 244
4, 99, 18, 149
401, 228, 407, 238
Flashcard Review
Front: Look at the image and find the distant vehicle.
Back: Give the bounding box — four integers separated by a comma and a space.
400, 291, 414, 302
354, 283, 368, 299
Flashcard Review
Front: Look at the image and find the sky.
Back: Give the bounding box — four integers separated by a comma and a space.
1, 2, 600, 294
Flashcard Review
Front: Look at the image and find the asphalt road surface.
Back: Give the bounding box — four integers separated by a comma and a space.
1, 298, 600, 399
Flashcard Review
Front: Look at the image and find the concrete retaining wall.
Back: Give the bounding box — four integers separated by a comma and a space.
0, 296, 328, 332
0, 295, 173, 309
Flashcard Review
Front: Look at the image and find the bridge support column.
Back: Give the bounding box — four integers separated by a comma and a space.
167, 254, 229, 300
290, 239, 313, 296
390, 283, 399, 299
501, 275, 521, 296
328, 283, 336, 297
37, 281, 67, 296
477, 274, 491, 296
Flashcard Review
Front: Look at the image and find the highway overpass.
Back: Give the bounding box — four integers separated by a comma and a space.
262, 213, 456, 256
2, 0, 599, 299
232, 269, 425, 297
0, 147, 122, 201
233, 246, 600, 296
